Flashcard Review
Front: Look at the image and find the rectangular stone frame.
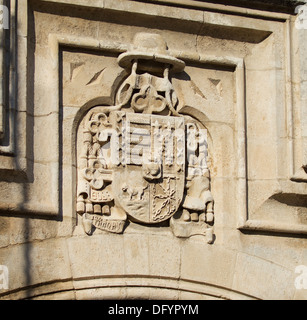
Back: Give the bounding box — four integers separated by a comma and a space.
0, 0, 17, 162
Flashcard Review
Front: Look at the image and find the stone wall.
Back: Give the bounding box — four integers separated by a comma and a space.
0, 0, 306, 300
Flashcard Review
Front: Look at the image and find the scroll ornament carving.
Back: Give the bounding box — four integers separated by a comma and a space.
77, 33, 215, 243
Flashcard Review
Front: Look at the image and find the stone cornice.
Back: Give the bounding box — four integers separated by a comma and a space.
130, 0, 307, 14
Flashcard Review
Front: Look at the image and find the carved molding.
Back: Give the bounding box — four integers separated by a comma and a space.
38, 0, 295, 20
47, 32, 247, 229
0, 274, 259, 300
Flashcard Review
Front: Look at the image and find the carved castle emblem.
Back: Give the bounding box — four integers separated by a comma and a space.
77, 33, 215, 243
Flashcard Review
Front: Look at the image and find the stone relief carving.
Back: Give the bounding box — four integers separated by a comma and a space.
76, 33, 215, 243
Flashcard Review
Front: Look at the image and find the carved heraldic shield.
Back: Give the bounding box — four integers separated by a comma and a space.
76, 33, 215, 243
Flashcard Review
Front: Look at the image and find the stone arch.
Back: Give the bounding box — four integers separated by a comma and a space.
6, 276, 259, 300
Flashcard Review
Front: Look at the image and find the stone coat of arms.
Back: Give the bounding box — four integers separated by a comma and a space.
76, 33, 215, 243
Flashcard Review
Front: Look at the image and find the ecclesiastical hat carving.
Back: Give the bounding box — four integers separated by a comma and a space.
118, 32, 185, 73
